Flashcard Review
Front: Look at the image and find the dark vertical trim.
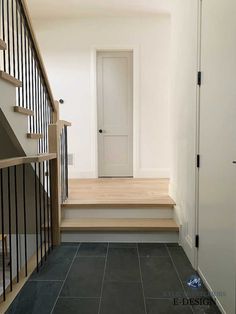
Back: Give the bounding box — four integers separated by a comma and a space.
23, 164, 27, 276
0, 169, 6, 301
14, 165, 19, 283
7, 167, 12, 291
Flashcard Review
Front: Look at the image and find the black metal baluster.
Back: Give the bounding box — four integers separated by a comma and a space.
49, 160, 53, 249
6, 0, 11, 74
0, 169, 6, 301
65, 126, 69, 199
34, 162, 39, 272
46, 161, 50, 253
7, 167, 12, 291
28, 39, 32, 132
11, 0, 15, 77
42, 162, 46, 260
14, 165, 19, 283
31, 48, 35, 133
38, 162, 43, 265
24, 25, 28, 112
16, 0, 20, 105
22, 164, 27, 276
2, 0, 6, 71
20, 7, 24, 108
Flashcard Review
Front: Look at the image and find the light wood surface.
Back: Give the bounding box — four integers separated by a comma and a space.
27, 133, 43, 139
24, 153, 57, 163
14, 106, 34, 116
49, 123, 62, 245
0, 39, 7, 50
63, 178, 175, 207
0, 154, 56, 169
0, 71, 22, 87
61, 218, 179, 231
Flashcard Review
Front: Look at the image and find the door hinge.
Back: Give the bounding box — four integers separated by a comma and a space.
197, 154, 200, 168
197, 71, 202, 86
195, 235, 199, 248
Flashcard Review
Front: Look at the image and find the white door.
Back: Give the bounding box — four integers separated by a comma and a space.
97, 51, 133, 177
198, 0, 236, 312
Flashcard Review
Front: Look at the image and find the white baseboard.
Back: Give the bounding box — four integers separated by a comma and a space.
134, 168, 170, 178
61, 232, 179, 243
198, 268, 226, 314
69, 170, 97, 179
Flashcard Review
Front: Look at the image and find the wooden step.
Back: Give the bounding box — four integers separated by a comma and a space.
27, 133, 43, 139
60, 218, 179, 232
14, 106, 34, 116
62, 202, 175, 209
0, 39, 7, 50
0, 71, 22, 87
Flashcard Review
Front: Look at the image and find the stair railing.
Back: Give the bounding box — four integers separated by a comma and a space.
0, 0, 56, 153
0, 154, 56, 301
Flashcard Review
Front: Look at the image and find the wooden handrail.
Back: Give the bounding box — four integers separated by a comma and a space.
59, 120, 72, 132
0, 154, 57, 169
20, 0, 56, 112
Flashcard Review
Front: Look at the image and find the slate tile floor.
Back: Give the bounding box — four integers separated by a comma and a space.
6, 243, 221, 314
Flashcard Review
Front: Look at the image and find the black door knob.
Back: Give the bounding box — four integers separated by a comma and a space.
233, 161, 236, 164
99, 129, 103, 133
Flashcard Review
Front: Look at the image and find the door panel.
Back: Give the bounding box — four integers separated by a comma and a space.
97, 51, 133, 177
198, 1, 236, 312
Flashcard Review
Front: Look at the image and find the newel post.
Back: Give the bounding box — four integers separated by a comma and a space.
48, 101, 61, 245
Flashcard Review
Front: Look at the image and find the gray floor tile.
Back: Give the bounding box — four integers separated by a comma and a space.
192, 301, 222, 314
30, 262, 71, 281
53, 297, 99, 314
30, 246, 77, 281
138, 243, 169, 257
105, 247, 140, 282
6, 281, 62, 314
109, 243, 137, 248
77, 242, 108, 257
100, 281, 145, 314
47, 246, 78, 263
61, 242, 80, 247
166, 243, 180, 247
146, 298, 193, 314
168, 247, 197, 283
140, 256, 185, 298
60, 257, 105, 297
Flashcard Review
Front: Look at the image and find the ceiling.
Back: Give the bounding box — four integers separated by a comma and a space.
27, 0, 174, 19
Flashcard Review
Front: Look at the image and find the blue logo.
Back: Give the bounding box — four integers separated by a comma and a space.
187, 275, 202, 289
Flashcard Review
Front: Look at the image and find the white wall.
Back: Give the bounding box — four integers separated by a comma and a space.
169, 0, 199, 264
32, 16, 171, 178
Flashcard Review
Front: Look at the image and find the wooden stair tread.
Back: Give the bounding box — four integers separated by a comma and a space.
27, 133, 43, 139
0, 39, 7, 50
0, 71, 22, 87
14, 106, 34, 116
60, 218, 179, 231
62, 199, 175, 209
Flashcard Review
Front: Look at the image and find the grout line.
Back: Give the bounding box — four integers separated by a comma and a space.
97, 243, 109, 314
166, 245, 194, 313
137, 244, 148, 314
50, 243, 81, 314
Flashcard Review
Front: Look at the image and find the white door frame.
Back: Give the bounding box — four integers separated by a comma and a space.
90, 46, 140, 178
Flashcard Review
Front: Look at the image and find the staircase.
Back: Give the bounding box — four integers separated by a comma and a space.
61, 179, 179, 243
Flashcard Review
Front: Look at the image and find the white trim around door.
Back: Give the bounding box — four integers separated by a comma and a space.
90, 46, 140, 178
